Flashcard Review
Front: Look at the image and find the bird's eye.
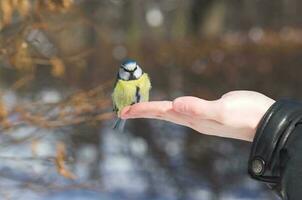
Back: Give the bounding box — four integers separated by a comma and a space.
122, 66, 136, 73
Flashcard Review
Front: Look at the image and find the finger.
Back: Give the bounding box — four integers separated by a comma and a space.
121, 101, 195, 128
120, 101, 173, 119
172, 96, 219, 120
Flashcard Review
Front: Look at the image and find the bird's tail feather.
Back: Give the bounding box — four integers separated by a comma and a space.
113, 118, 126, 131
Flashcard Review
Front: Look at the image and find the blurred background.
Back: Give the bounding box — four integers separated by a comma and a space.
0, 0, 301, 199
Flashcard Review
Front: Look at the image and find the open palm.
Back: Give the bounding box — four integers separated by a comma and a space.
120, 91, 275, 141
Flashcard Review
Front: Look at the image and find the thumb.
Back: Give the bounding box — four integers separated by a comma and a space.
172, 96, 219, 120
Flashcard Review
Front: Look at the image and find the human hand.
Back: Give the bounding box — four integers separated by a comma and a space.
120, 91, 275, 141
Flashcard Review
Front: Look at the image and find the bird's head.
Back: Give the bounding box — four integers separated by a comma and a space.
118, 59, 143, 81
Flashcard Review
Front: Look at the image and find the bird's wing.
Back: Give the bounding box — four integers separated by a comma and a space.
113, 103, 118, 112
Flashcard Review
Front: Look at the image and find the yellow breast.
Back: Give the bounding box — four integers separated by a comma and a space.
112, 73, 151, 116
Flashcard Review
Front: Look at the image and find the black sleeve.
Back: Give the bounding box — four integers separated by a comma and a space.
248, 100, 302, 200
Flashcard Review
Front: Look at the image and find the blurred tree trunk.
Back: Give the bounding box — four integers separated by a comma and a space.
188, 0, 216, 35
201, 0, 227, 37
70, 124, 101, 180
164, 0, 189, 39
261, 0, 283, 28
122, 0, 147, 42
285, 0, 302, 26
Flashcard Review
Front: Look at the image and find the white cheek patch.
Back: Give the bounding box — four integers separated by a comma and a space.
134, 67, 143, 79
119, 69, 130, 80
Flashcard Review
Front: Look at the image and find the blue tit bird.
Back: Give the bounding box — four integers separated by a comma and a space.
112, 59, 151, 131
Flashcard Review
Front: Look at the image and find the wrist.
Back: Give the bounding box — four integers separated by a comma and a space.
248, 99, 276, 141
249, 99, 302, 183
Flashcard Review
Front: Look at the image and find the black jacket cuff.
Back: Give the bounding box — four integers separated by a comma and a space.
248, 99, 302, 184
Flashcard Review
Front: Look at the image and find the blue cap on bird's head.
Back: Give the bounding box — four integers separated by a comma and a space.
121, 59, 137, 71
121, 59, 136, 65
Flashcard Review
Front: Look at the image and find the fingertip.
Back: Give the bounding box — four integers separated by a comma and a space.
120, 101, 173, 119
119, 102, 148, 119
120, 106, 131, 119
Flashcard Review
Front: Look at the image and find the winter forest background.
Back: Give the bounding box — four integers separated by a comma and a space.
0, 0, 302, 199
